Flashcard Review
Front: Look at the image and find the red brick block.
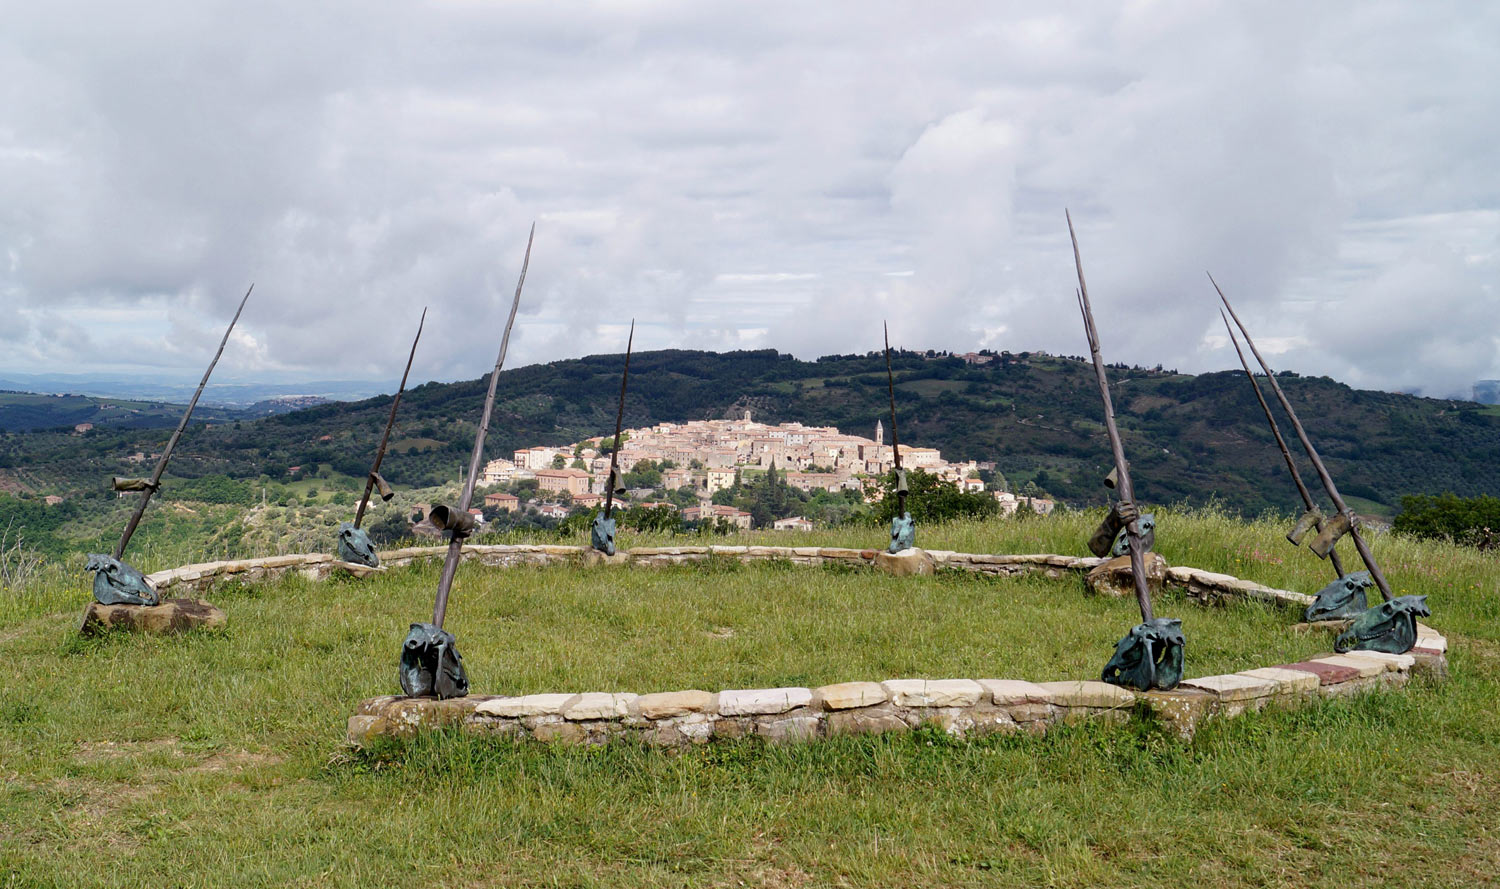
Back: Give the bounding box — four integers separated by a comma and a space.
1272, 660, 1360, 685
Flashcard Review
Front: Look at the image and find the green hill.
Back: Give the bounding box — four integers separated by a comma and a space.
5, 349, 1498, 518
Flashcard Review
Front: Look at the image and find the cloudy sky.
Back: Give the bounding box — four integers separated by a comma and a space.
2, 1, 1496, 397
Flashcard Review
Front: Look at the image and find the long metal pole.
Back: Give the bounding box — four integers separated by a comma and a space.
1212, 276, 1394, 602
1067, 211, 1152, 622
432, 224, 532, 628
1219, 309, 1345, 578
354, 308, 427, 528
603, 320, 635, 519
883, 322, 906, 516
114, 285, 253, 559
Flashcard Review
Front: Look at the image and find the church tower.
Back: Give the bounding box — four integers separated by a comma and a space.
875, 419, 884, 445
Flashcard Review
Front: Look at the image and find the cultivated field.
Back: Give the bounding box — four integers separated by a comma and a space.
2, 509, 1496, 887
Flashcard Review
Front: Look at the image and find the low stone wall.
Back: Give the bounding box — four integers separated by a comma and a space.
135, 544, 1448, 747
347, 639, 1448, 749
145, 543, 1314, 612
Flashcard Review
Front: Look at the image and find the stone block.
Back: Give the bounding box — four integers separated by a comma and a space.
474, 693, 577, 718
1239, 667, 1321, 694
1181, 673, 1279, 702
1037, 680, 1135, 709
346, 715, 387, 747
1140, 688, 1216, 740
754, 710, 823, 742
632, 690, 715, 719
827, 703, 907, 736
977, 679, 1054, 706
873, 548, 936, 577
812, 681, 887, 710
79, 598, 227, 636
882, 679, 983, 708
561, 693, 638, 720
717, 687, 813, 717
1085, 552, 1167, 598
1311, 655, 1385, 679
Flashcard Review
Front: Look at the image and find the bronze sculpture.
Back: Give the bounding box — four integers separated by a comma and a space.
592, 320, 634, 556
1067, 211, 1183, 691
337, 308, 427, 567
88, 285, 253, 606
884, 323, 915, 553
398, 225, 532, 699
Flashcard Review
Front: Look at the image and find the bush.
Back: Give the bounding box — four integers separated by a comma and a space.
1393, 492, 1500, 550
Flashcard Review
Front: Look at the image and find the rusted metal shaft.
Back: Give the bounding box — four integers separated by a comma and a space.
114, 284, 253, 560
432, 225, 533, 628
603, 320, 635, 519
884, 322, 906, 516
355, 307, 427, 528
1213, 277, 1394, 602
1219, 307, 1345, 578
1067, 211, 1153, 623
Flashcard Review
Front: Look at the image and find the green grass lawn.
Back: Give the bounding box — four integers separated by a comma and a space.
2, 511, 1497, 887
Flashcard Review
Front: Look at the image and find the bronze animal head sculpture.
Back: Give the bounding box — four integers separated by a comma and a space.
85, 554, 158, 606
336, 522, 379, 568
1335, 595, 1430, 655
1305, 571, 1372, 623
398, 622, 469, 698
1101, 617, 1185, 691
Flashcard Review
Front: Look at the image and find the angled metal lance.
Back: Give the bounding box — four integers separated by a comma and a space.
1211, 276, 1396, 605
400, 224, 532, 699
89, 284, 253, 607
1067, 211, 1182, 691
593, 320, 634, 555
1218, 308, 1345, 578
337, 308, 428, 568
883, 322, 915, 553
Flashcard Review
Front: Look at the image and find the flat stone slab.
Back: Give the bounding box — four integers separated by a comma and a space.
474, 694, 576, 718
882, 679, 983, 708
977, 679, 1054, 706
79, 598, 226, 636
1037, 680, 1135, 709
561, 693, 638, 720
1239, 667, 1321, 693
1339, 651, 1416, 672
1182, 673, 1279, 702
1274, 660, 1360, 686
813, 681, 887, 710
873, 548, 936, 577
632, 690, 715, 719
717, 687, 813, 716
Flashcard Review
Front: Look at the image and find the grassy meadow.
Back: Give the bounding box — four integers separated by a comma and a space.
2, 508, 1497, 887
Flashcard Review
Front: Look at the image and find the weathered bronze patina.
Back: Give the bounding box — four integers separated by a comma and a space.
92, 285, 252, 606
1101, 617, 1185, 691
884, 323, 914, 553
85, 553, 158, 606
398, 622, 469, 698
398, 225, 533, 699
1335, 595, 1430, 655
339, 309, 428, 568
593, 321, 634, 556
1109, 512, 1155, 558
1068, 211, 1183, 691
1306, 571, 1373, 623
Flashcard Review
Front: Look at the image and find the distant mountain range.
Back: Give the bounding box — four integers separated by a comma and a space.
6, 349, 1498, 518
0, 373, 384, 407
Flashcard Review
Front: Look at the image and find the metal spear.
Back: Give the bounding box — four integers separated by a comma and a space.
1066, 212, 1152, 622
1211, 276, 1395, 602
354, 308, 427, 529
883, 322, 906, 518
602, 320, 635, 520
431, 224, 532, 629
113, 284, 253, 560
1219, 308, 1345, 578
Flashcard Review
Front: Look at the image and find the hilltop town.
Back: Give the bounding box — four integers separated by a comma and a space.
471, 411, 1051, 530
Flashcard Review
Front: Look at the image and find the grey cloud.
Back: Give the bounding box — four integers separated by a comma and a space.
0, 1, 1496, 396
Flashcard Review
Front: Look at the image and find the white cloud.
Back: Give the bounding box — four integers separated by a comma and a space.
0, 1, 1496, 396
